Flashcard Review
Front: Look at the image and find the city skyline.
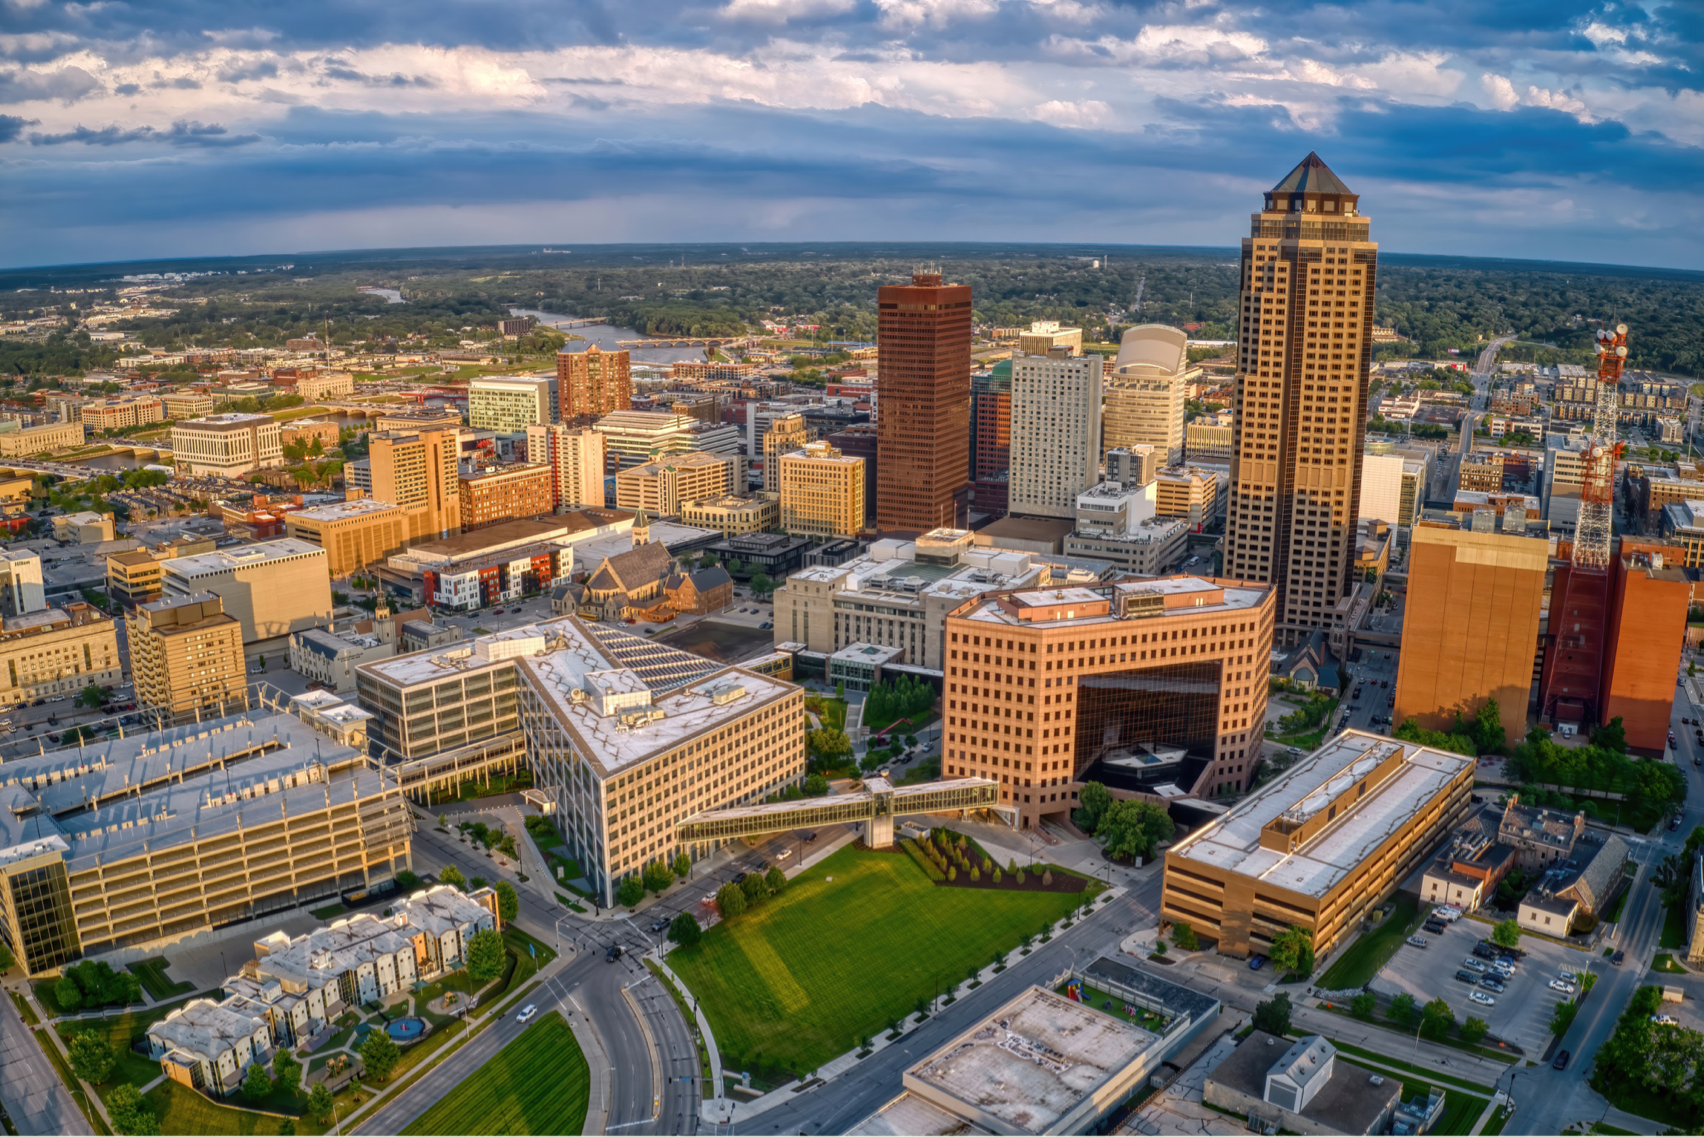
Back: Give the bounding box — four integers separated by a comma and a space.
0, 1, 1700, 269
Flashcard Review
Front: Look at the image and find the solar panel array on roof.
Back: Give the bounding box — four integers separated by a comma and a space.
583, 624, 721, 692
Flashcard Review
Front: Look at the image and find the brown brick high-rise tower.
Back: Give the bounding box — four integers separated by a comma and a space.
1222, 153, 1377, 643
556, 346, 632, 421
876, 272, 972, 531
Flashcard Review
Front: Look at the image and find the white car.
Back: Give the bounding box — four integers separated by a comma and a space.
1651, 1014, 1678, 1026
1405, 935, 1428, 948
1462, 958, 1487, 972
516, 1003, 538, 1023
1469, 991, 1496, 1006
1549, 979, 1578, 994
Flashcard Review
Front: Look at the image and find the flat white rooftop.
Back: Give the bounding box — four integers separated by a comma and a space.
1168, 729, 1474, 898
162, 538, 325, 576
291, 497, 401, 522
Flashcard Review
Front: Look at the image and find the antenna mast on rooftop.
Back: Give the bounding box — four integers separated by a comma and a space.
1541, 323, 1629, 727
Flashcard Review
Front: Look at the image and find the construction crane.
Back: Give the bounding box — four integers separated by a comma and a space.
1540, 323, 1629, 726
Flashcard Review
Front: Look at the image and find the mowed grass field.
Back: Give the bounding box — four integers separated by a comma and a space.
669, 844, 1090, 1075
401, 1012, 590, 1136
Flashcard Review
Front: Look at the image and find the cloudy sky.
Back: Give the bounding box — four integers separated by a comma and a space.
2, 0, 1701, 270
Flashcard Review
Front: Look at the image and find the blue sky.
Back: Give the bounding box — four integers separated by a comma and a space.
2, 0, 1701, 269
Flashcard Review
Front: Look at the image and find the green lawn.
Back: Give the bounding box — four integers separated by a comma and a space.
1317, 893, 1422, 990
141, 1077, 368, 1137
1328, 1040, 1497, 1093
480, 929, 555, 1008
669, 844, 1090, 1079
128, 957, 193, 1001
1653, 953, 1687, 974
400, 1011, 589, 1136
1662, 898, 1689, 949
1484, 1104, 1511, 1135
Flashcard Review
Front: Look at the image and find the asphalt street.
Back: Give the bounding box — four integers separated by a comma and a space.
1506, 663, 1704, 1135
0, 987, 91, 1136
402, 825, 691, 1134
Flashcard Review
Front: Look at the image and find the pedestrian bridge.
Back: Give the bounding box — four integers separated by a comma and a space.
675, 775, 1003, 848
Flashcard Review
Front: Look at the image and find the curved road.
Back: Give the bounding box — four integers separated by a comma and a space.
356, 823, 701, 1135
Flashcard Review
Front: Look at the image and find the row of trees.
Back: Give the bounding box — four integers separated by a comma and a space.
864, 674, 935, 729
615, 852, 694, 906
1391, 699, 1507, 758
714, 866, 788, 918
54, 959, 142, 1013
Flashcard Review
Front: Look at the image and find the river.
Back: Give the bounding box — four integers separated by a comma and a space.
360, 287, 406, 304
507, 308, 711, 365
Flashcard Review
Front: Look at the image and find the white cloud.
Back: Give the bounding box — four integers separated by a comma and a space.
721, 0, 857, 23
1524, 84, 1594, 122
1031, 98, 1109, 127
1482, 72, 1519, 111
872, 0, 1001, 32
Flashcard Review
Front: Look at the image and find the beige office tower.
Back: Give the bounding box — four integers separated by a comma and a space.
526, 423, 606, 510
128, 592, 248, 725
1009, 349, 1102, 519
1222, 153, 1377, 643
762, 414, 808, 463
1103, 325, 1193, 465
777, 441, 866, 537
368, 425, 462, 541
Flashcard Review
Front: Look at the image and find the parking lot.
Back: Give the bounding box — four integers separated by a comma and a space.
1369, 915, 1596, 1057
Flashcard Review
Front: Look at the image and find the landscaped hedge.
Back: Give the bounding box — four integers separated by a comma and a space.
900, 838, 945, 882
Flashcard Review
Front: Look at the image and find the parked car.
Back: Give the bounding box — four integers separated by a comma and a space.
1248, 955, 1266, 971
1549, 979, 1578, 994
606, 944, 624, 963
1652, 1014, 1679, 1026
516, 1003, 538, 1023
1469, 991, 1496, 1006
1423, 921, 1447, 935
1462, 958, 1487, 972
1480, 977, 1505, 993
1406, 935, 1428, 948
1553, 1050, 1570, 1070
1472, 944, 1498, 960
1454, 969, 1479, 984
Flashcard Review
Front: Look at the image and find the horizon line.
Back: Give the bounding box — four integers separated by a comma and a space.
5, 241, 1703, 284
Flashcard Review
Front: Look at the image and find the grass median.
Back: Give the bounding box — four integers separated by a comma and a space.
1316, 893, 1422, 990
399, 1011, 589, 1136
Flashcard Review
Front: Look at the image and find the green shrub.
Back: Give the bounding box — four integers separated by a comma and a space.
901, 838, 945, 882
